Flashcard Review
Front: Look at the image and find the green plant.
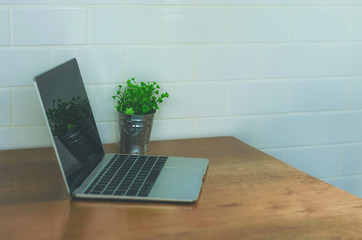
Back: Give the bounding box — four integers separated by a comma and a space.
112, 78, 169, 115
46, 97, 90, 136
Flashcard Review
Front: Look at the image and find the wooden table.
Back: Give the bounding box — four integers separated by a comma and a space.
1, 136, 362, 240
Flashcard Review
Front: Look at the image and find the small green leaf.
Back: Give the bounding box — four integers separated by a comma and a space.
125, 107, 135, 115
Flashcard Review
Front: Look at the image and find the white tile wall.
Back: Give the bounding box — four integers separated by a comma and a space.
126, 0, 193, 5
0, 8, 9, 46
192, 116, 257, 146
0, 49, 49, 87
261, 45, 321, 78
89, 7, 159, 44
0, 127, 51, 149
52, 0, 125, 4
0, 89, 11, 126
318, 112, 362, 144
352, 8, 362, 41
96, 122, 119, 144
292, 8, 350, 42
257, 114, 315, 148
194, 46, 258, 80
158, 82, 225, 118
52, 47, 124, 84
126, 47, 193, 82
196, 0, 261, 5
262, 0, 323, 5
3, 3, 362, 198
323, 176, 362, 198
349, 78, 362, 109
87, 85, 119, 123
152, 119, 193, 141
343, 144, 362, 175
323, 44, 362, 76
12, 87, 45, 126
286, 146, 343, 178
325, 0, 362, 5
161, 8, 228, 43
230, 8, 290, 43
227, 80, 288, 115
0, 0, 47, 4
289, 78, 347, 112
12, 8, 87, 46
262, 149, 285, 162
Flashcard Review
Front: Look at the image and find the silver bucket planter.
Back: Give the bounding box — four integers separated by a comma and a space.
118, 112, 155, 154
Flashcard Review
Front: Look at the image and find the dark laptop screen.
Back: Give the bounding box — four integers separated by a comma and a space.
35, 58, 104, 192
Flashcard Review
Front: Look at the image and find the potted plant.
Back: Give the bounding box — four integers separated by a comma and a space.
46, 97, 103, 163
112, 78, 169, 154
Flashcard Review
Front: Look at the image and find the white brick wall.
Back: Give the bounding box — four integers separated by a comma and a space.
90, 7, 159, 44
13, 8, 87, 45
2, 2, 362, 197
230, 8, 290, 42
161, 8, 228, 43
195, 45, 259, 80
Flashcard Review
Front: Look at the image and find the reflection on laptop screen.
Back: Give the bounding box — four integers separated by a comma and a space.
35, 58, 104, 191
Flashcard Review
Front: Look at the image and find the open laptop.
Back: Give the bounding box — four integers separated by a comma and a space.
34, 58, 208, 203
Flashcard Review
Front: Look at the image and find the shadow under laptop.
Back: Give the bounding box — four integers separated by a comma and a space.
70, 198, 198, 209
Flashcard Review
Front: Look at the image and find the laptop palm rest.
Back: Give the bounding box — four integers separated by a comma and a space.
149, 168, 205, 201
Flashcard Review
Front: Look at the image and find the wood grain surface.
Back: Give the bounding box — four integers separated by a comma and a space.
1, 137, 362, 240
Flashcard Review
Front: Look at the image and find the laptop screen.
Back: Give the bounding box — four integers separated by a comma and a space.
35, 58, 105, 192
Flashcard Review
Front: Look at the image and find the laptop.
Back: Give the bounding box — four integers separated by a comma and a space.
34, 58, 209, 203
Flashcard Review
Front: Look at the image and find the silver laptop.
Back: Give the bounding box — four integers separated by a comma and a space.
34, 58, 208, 203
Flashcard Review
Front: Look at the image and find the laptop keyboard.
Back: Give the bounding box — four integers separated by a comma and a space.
84, 154, 167, 197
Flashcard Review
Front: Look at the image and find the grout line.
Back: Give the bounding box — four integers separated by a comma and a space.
224, 81, 228, 117
346, 78, 351, 110
257, 45, 262, 80
341, 145, 345, 176
123, 47, 127, 80
319, 44, 323, 77
289, 6, 294, 43
191, 119, 194, 138
254, 117, 259, 148
226, 7, 231, 44
9, 88, 13, 127
86, 6, 90, 45
286, 79, 291, 112
48, 47, 52, 67
314, 113, 319, 146
192, 46, 196, 81
8, 7, 12, 47
158, 7, 162, 44
4, 42, 362, 49
322, 173, 362, 181
282, 149, 287, 162
349, 7, 354, 41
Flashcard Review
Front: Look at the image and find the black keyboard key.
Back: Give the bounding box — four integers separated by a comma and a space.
114, 189, 126, 195
146, 169, 161, 182
103, 190, 114, 195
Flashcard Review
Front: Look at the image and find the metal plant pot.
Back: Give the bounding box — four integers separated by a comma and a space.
118, 112, 155, 154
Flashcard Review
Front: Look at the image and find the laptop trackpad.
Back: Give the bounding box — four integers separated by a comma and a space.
148, 167, 204, 201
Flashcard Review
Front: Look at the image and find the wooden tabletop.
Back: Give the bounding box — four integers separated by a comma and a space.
1, 136, 362, 240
